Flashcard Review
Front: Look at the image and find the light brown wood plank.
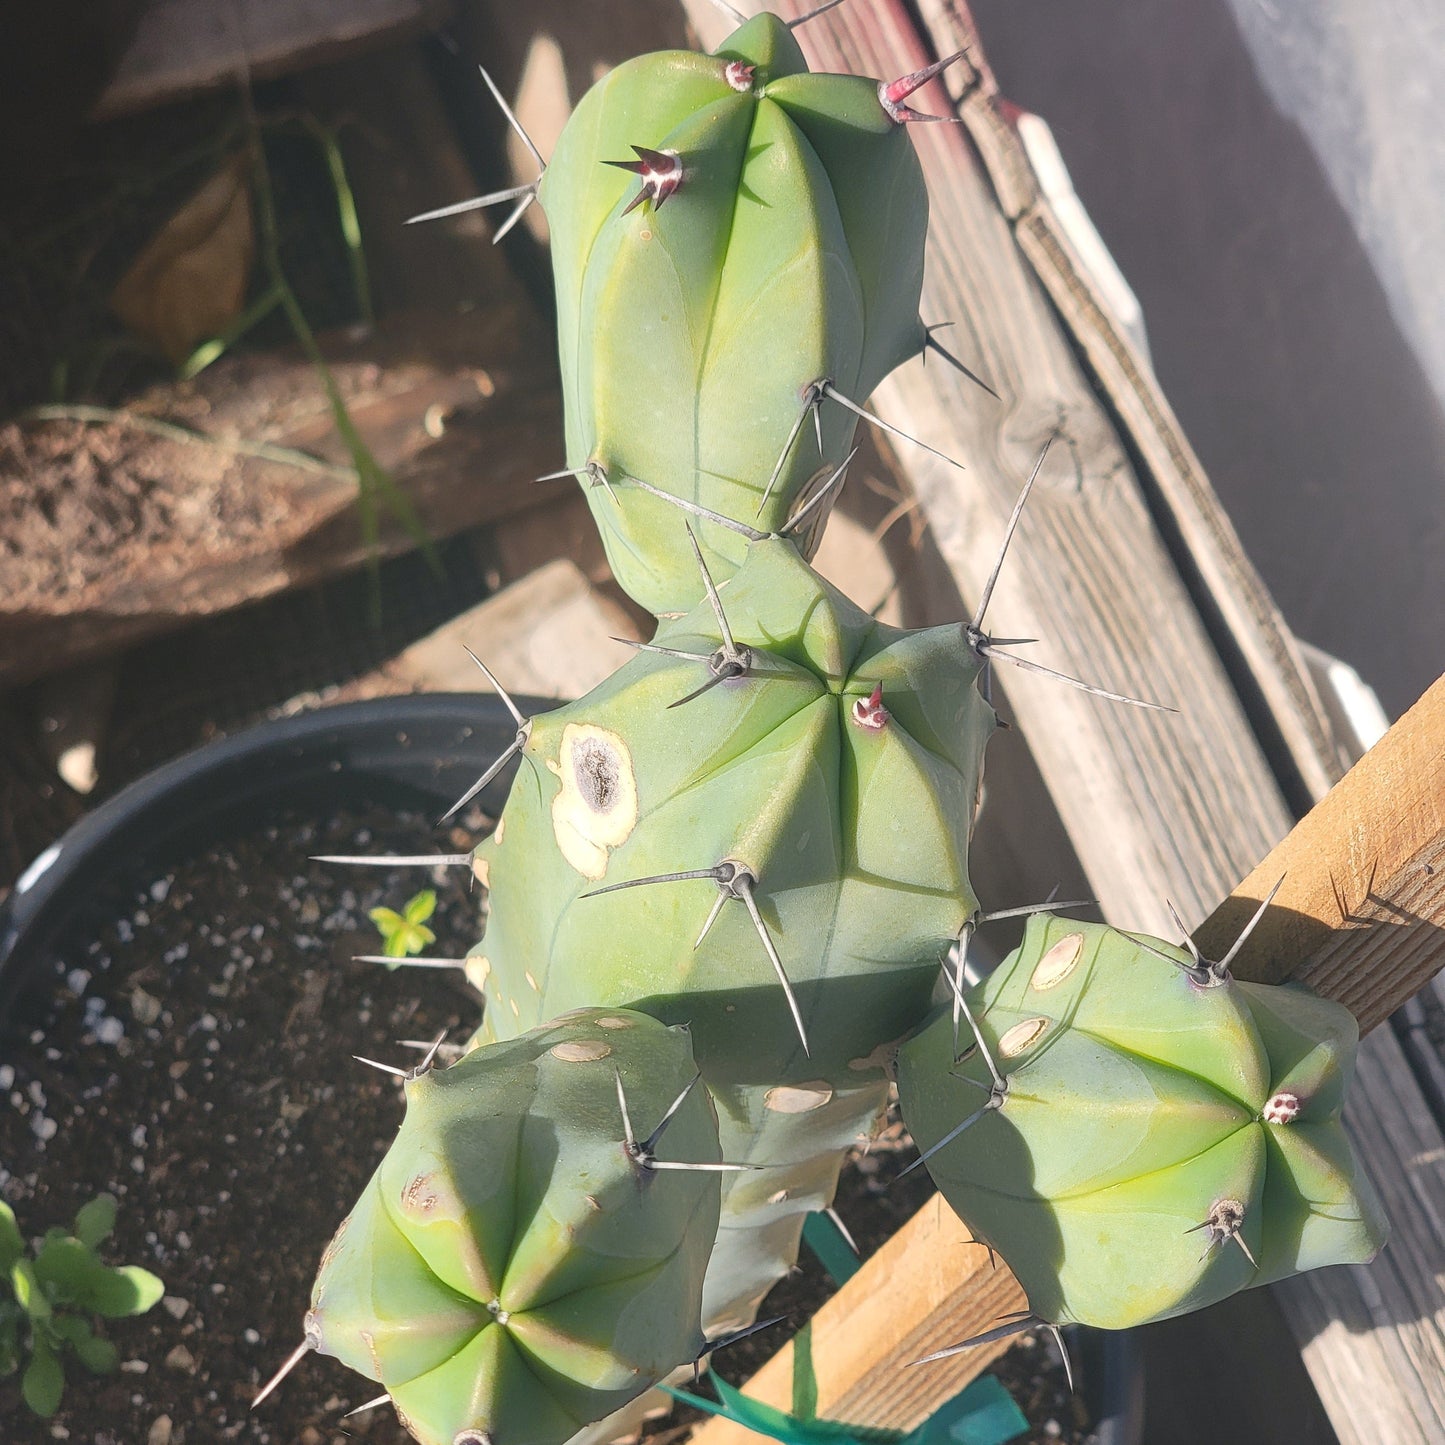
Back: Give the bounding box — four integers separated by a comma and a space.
1199, 673, 1445, 1030
693, 1196, 1024, 1445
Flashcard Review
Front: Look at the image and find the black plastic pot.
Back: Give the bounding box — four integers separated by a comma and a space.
0, 695, 1143, 1444
0, 694, 518, 1017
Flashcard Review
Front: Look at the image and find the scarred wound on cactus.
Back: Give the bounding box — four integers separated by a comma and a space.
896, 914, 1387, 1330
471, 537, 995, 1088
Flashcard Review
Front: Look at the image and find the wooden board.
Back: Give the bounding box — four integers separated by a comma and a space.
96, 0, 454, 117
0, 308, 563, 690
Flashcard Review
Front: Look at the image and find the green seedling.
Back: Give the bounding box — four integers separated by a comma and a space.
369, 889, 439, 961
0, 1194, 164, 1418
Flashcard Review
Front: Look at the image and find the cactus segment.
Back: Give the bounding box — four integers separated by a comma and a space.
308, 1010, 722, 1445
537, 17, 931, 613
895, 915, 1387, 1329
472, 539, 994, 1086
701, 1076, 889, 1331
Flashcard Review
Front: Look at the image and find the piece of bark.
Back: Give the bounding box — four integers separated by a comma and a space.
0, 308, 563, 690
95, 0, 454, 118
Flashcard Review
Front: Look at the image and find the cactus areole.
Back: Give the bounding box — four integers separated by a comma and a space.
285, 10, 1388, 1443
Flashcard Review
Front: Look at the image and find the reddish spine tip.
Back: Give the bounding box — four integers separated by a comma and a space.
878, 48, 968, 124
724, 60, 756, 93
851, 684, 889, 731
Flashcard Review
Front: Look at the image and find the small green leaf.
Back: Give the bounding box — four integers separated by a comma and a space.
62, 1319, 119, 1376
21, 1338, 64, 1417
403, 889, 437, 925
12, 1260, 50, 1320
74, 1194, 118, 1250
87, 1264, 165, 1319
0, 1203, 24, 1276
35, 1235, 97, 1303
369, 896, 436, 959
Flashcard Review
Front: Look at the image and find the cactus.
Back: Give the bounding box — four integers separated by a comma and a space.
301, 1009, 723, 1445
895, 914, 1387, 1330
277, 5, 1389, 1440
534, 10, 964, 615
471, 535, 993, 1085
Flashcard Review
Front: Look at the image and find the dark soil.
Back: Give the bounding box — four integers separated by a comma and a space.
0, 803, 1084, 1445
0, 803, 484, 1445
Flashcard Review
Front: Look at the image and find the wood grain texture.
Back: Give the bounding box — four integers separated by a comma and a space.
913, 0, 1346, 809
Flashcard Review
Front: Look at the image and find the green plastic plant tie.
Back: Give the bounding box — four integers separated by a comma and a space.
802, 1213, 860, 1285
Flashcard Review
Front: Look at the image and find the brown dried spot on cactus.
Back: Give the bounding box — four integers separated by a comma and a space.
547, 723, 639, 879
998, 1016, 1050, 1057
549, 1039, 612, 1063
1029, 932, 1084, 991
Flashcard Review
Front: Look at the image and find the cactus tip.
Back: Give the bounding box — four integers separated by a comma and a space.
851, 683, 889, 731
